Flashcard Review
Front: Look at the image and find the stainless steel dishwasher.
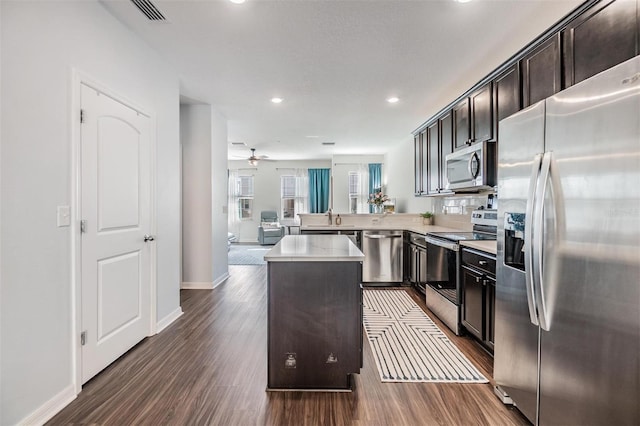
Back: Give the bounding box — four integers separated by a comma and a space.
362, 230, 403, 283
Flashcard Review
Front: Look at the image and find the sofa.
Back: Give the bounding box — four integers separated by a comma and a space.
258, 211, 285, 245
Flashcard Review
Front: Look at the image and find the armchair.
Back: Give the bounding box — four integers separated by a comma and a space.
258, 211, 285, 245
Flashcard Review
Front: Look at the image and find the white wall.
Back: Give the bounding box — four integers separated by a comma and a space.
210, 110, 229, 284
0, 1, 181, 424
228, 159, 331, 243
181, 105, 229, 287
331, 154, 385, 214
385, 136, 434, 214
181, 105, 213, 284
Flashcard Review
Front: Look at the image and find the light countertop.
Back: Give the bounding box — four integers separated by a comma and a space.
264, 235, 365, 262
460, 240, 497, 255
300, 224, 461, 236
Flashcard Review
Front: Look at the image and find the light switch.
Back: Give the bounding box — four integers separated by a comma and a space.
57, 206, 71, 227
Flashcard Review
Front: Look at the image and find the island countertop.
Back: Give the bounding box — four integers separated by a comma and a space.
264, 235, 364, 262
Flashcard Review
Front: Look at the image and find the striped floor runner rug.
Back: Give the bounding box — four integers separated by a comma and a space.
362, 289, 488, 383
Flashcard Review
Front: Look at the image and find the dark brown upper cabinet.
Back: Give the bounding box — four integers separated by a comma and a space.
470, 82, 493, 144
522, 33, 562, 108
493, 63, 522, 138
421, 127, 430, 194
439, 112, 453, 193
426, 122, 440, 194
563, 0, 638, 88
413, 132, 422, 195
452, 98, 471, 151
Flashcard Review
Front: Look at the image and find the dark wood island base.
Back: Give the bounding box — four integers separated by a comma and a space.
265, 236, 364, 391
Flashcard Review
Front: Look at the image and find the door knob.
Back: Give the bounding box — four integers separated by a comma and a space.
144, 234, 155, 242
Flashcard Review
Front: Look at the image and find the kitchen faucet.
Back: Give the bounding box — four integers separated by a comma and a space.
327, 208, 332, 225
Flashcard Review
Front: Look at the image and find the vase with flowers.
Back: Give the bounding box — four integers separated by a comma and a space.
368, 192, 389, 214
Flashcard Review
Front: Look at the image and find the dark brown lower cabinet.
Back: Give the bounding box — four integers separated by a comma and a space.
485, 278, 495, 351
462, 267, 484, 340
461, 248, 496, 352
407, 232, 427, 294
267, 261, 362, 391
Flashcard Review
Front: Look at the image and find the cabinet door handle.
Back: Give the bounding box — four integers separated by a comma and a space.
475, 276, 481, 283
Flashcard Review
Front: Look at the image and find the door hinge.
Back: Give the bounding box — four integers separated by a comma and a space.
80, 220, 87, 233
80, 109, 85, 124
80, 331, 87, 346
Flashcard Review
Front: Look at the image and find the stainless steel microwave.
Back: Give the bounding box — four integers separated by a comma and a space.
445, 141, 496, 191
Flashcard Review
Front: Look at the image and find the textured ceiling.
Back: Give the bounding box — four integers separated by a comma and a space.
101, 0, 583, 160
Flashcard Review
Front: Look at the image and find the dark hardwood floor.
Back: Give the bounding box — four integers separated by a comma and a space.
49, 265, 528, 425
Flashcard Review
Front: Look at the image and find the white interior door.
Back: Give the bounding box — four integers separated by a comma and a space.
81, 84, 152, 383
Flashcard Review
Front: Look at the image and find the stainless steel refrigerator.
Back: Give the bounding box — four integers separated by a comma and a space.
495, 55, 640, 425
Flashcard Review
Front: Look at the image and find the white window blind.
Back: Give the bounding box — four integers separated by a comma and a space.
236, 175, 254, 220
280, 172, 308, 220
348, 172, 359, 196
281, 175, 296, 198
238, 175, 254, 197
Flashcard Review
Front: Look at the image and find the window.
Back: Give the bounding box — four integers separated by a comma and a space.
281, 175, 296, 219
280, 172, 308, 220
348, 172, 359, 214
237, 175, 254, 219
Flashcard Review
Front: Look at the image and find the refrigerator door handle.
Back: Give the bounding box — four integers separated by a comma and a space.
533, 152, 553, 331
524, 153, 543, 326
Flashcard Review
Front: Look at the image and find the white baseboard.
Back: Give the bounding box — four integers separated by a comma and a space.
181, 273, 229, 291
156, 306, 184, 333
180, 281, 214, 290
212, 272, 230, 289
18, 383, 76, 426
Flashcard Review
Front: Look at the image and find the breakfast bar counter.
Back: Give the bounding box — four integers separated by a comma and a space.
265, 235, 364, 391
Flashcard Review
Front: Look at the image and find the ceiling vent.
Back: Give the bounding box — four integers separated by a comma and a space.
131, 0, 167, 21
322, 142, 336, 146
231, 142, 247, 146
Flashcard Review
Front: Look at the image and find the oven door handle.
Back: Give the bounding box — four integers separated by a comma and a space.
425, 236, 459, 251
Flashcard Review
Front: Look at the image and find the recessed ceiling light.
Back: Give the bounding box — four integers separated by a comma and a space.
271, 97, 283, 104
454, 0, 472, 3
387, 97, 399, 104
229, 0, 246, 4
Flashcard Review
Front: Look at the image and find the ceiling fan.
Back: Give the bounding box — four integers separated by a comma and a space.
247, 148, 269, 166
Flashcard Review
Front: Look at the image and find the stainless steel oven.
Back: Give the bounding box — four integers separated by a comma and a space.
445, 141, 497, 191
425, 236, 462, 335
424, 208, 498, 335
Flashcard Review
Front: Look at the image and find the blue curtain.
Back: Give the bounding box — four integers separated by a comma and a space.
368, 163, 382, 213
308, 168, 330, 213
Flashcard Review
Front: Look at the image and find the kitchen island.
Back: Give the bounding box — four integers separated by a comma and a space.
264, 235, 364, 391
